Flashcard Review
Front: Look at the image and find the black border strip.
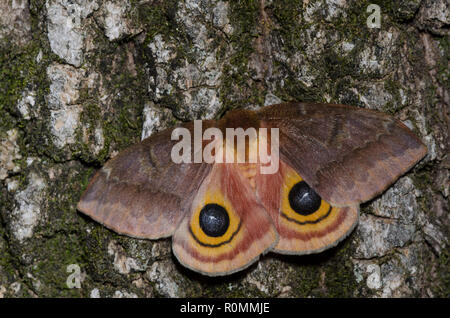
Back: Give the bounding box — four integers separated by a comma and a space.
189, 221, 242, 248
281, 205, 332, 225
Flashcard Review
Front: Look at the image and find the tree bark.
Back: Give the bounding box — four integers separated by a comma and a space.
0, 0, 448, 297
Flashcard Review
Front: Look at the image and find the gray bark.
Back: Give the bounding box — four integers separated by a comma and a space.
0, 0, 448, 297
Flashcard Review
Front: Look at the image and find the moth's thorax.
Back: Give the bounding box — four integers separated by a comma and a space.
219, 127, 274, 160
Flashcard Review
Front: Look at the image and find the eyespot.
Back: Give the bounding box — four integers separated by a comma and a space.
199, 204, 230, 237
280, 165, 333, 225
189, 189, 242, 247
288, 181, 322, 215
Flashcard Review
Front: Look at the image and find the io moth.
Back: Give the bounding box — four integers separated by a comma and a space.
77, 102, 427, 276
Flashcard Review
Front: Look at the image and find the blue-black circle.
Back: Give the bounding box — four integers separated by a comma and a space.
288, 181, 322, 215
199, 204, 230, 237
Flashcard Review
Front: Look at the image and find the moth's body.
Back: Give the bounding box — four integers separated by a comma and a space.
77, 102, 427, 276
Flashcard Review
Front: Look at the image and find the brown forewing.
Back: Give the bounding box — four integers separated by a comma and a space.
77, 123, 213, 239
257, 102, 427, 206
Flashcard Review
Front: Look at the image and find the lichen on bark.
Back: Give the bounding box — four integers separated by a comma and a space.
0, 0, 448, 298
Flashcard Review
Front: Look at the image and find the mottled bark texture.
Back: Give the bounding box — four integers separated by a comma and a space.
0, 0, 448, 297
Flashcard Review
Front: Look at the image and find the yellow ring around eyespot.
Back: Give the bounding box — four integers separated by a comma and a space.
189, 188, 241, 247
281, 167, 332, 223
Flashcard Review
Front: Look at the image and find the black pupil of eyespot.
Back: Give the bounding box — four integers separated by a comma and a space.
199, 204, 230, 237
288, 181, 322, 215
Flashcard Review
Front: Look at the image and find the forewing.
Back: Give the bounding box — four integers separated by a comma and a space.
258, 102, 427, 206
77, 123, 212, 239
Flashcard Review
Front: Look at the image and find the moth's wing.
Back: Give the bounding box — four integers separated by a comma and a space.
172, 163, 278, 276
258, 102, 427, 206
77, 122, 212, 239
255, 161, 358, 255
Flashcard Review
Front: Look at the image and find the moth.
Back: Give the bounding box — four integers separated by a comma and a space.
77, 102, 427, 276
